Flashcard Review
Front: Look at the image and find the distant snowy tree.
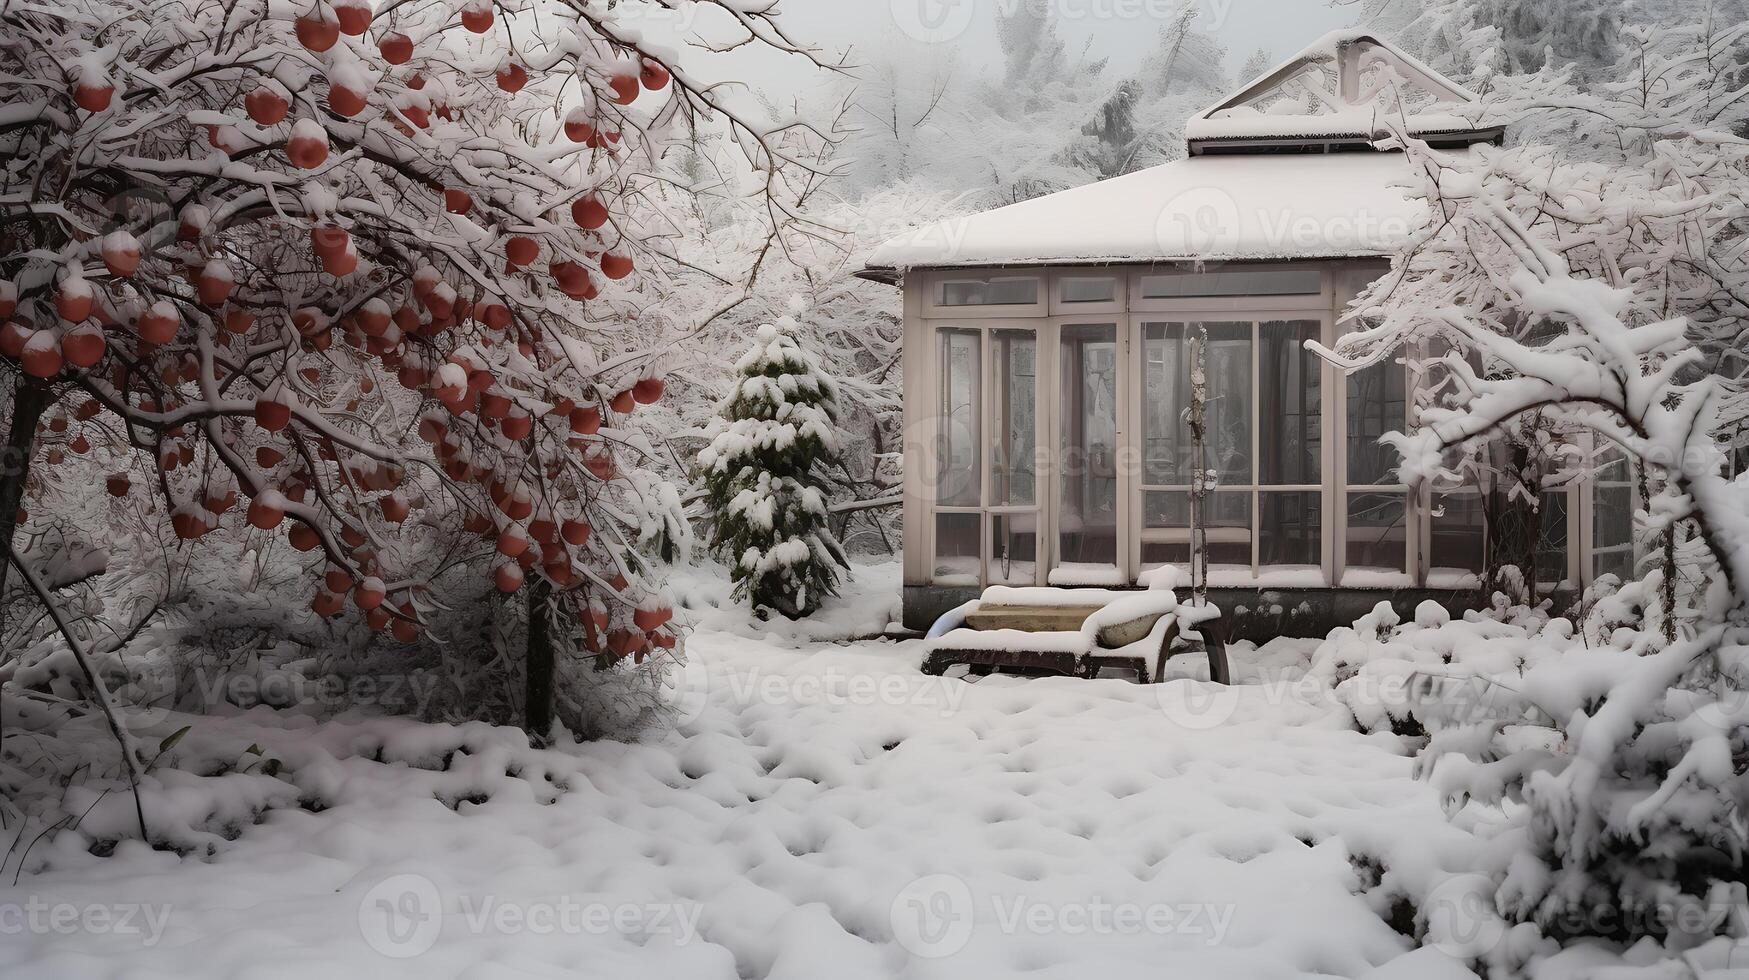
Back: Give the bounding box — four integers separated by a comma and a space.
1240, 47, 1274, 81
700, 314, 849, 618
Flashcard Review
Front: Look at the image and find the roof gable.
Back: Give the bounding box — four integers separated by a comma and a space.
1186, 31, 1500, 153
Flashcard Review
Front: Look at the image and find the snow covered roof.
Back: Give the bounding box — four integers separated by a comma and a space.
1186, 31, 1499, 153
862, 150, 1444, 275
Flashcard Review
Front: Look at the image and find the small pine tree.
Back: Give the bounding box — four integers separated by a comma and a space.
700, 315, 849, 619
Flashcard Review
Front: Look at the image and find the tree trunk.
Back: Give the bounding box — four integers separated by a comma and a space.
0, 375, 51, 638
524, 578, 554, 745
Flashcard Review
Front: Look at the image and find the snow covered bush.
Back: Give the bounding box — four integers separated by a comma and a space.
699, 313, 849, 619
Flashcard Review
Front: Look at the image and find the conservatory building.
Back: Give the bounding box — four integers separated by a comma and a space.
861, 32, 1637, 636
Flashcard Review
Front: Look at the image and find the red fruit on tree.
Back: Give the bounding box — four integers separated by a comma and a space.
378, 31, 413, 64
255, 393, 292, 432
496, 63, 527, 93
61, 323, 105, 368
295, 12, 340, 52
608, 74, 639, 105
21, 331, 63, 378
247, 493, 286, 530
136, 300, 178, 344
494, 563, 524, 593
0, 321, 29, 360
505, 236, 539, 267
329, 82, 369, 117
497, 527, 528, 557
443, 188, 472, 215
600, 253, 634, 280
354, 577, 387, 610
563, 109, 595, 143
102, 230, 142, 277
56, 278, 94, 322
379, 493, 409, 523
197, 259, 234, 306
633, 377, 664, 404
286, 119, 329, 169
460, 3, 492, 32
246, 86, 289, 125
334, 0, 371, 35
640, 58, 671, 91
571, 195, 609, 230
73, 81, 114, 113
569, 406, 600, 435
609, 390, 634, 414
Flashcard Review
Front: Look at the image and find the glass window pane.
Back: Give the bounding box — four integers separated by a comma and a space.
933, 512, 981, 583
1259, 320, 1321, 486
1142, 541, 1191, 566
990, 514, 1037, 586
936, 330, 981, 507
1538, 492, 1569, 586
1060, 323, 1119, 567
1347, 492, 1406, 572
1060, 277, 1116, 304
990, 331, 1036, 506
939, 276, 1038, 307
1140, 268, 1321, 298
1141, 323, 1190, 485
1260, 492, 1321, 567
1593, 455, 1635, 582
1430, 492, 1486, 573
1141, 322, 1251, 487
1347, 358, 1406, 486
1204, 492, 1254, 566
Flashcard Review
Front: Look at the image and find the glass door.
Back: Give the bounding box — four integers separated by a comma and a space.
1052, 322, 1125, 585
928, 325, 1043, 588
1131, 316, 1329, 586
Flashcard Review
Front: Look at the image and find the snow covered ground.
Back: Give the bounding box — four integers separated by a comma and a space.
0, 582, 1500, 980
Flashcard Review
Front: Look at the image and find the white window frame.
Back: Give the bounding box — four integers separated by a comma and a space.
1124, 309, 1337, 586
920, 269, 1048, 319
923, 320, 1049, 588
1049, 267, 1129, 316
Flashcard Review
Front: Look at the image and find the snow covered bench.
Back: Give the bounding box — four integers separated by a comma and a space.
922, 586, 1229, 684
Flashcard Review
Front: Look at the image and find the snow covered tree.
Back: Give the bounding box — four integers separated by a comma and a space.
0, 0, 824, 739
699, 313, 848, 619
1315, 47, 1749, 951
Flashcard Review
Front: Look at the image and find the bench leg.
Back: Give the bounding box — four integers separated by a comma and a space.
1206, 635, 1231, 685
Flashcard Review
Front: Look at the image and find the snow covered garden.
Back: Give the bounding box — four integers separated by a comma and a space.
2, 0, 1748, 977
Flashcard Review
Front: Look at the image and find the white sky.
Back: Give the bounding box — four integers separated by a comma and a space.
718, 0, 1359, 98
